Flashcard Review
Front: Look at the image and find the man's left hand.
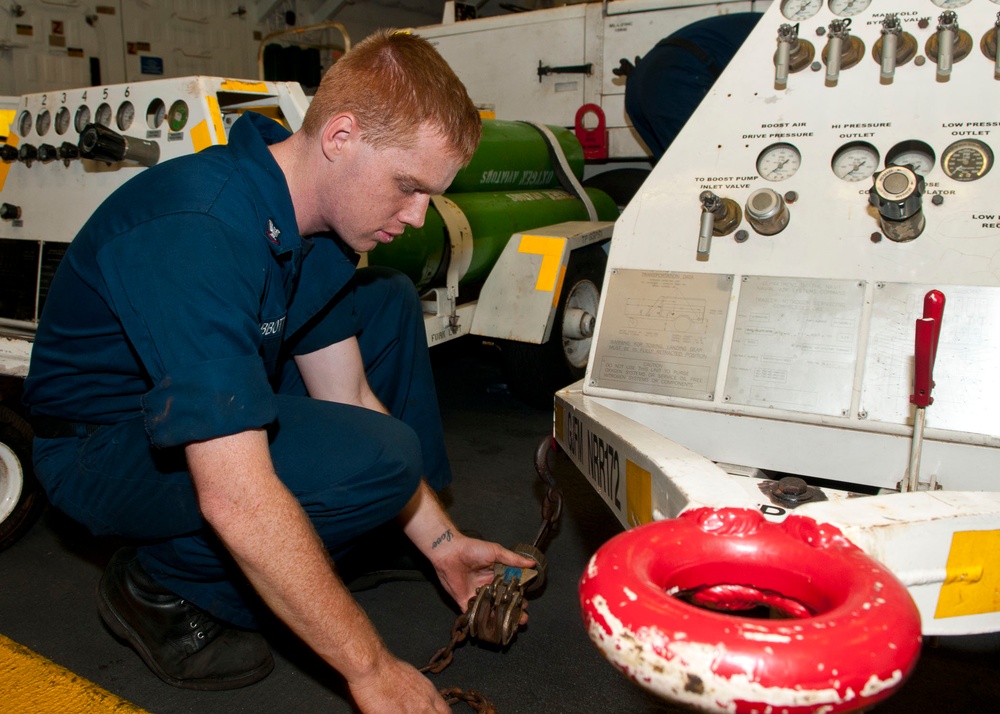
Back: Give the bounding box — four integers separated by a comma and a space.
430, 534, 537, 621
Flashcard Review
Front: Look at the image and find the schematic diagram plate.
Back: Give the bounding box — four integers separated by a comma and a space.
861, 283, 1000, 438
723, 277, 865, 416
590, 270, 732, 399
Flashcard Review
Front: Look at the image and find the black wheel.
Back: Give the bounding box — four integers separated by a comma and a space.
502, 245, 607, 408
582, 167, 651, 210
0, 405, 45, 551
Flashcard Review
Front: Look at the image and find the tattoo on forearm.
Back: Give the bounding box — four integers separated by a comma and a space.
431, 529, 453, 549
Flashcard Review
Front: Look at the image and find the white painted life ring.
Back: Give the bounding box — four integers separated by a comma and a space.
579, 507, 922, 714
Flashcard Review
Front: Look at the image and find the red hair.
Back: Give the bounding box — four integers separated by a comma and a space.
302, 29, 481, 164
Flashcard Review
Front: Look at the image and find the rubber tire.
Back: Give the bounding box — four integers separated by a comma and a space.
0, 405, 45, 551
582, 168, 651, 210
501, 245, 607, 409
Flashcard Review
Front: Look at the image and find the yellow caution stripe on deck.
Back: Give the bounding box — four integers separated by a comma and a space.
0, 633, 148, 713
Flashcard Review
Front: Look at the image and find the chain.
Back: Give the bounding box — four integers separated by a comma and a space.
532, 436, 563, 552
439, 687, 498, 713
418, 436, 565, 713
420, 607, 472, 674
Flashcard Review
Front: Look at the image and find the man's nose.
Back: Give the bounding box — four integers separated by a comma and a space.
399, 193, 431, 229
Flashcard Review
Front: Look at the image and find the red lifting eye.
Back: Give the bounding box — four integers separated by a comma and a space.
579, 507, 922, 714
574, 104, 607, 161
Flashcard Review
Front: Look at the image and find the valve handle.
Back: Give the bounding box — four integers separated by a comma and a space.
911, 289, 945, 408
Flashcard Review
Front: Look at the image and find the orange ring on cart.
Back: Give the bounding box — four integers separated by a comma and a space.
579, 508, 922, 714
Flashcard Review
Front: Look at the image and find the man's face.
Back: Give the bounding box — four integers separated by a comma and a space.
325, 123, 463, 253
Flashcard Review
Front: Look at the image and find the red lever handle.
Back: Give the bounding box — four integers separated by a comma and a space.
911, 290, 945, 408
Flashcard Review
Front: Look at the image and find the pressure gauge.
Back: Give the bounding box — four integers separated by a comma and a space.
781, 0, 823, 21
116, 101, 135, 131
95, 102, 113, 127
931, 0, 971, 8
168, 100, 189, 132
828, 0, 871, 18
941, 139, 993, 182
146, 99, 166, 129
756, 143, 802, 181
886, 141, 935, 176
17, 110, 32, 137
35, 109, 51, 137
832, 142, 879, 182
55, 106, 71, 135
75, 105, 91, 133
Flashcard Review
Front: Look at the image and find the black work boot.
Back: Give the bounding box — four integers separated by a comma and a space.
96, 547, 274, 690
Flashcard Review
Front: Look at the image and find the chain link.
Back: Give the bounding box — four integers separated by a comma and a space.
439, 687, 498, 713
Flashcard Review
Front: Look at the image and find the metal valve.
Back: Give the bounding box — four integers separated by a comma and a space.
986, 12, 1000, 80
869, 165, 926, 243
36, 143, 58, 163
0, 144, 17, 163
937, 11, 958, 80
879, 15, 902, 83
824, 20, 849, 87
775, 24, 795, 89
78, 122, 160, 167
17, 143, 37, 166
698, 191, 742, 260
774, 23, 814, 90
745, 188, 789, 236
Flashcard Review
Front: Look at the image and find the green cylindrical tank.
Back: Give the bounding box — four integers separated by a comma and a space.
447, 120, 585, 193
367, 187, 619, 291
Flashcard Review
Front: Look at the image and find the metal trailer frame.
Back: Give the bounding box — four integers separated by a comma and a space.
553, 0, 1000, 641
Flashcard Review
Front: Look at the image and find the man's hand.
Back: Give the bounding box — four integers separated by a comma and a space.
430, 533, 537, 619
348, 653, 450, 714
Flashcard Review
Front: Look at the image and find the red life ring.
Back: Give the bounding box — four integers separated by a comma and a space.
579, 508, 922, 713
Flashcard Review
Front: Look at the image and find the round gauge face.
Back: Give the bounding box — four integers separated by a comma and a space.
55, 106, 71, 135
168, 100, 189, 132
941, 139, 994, 182
17, 110, 32, 137
886, 141, 935, 176
756, 143, 802, 182
931, 0, 971, 8
832, 142, 880, 182
116, 101, 135, 131
146, 99, 166, 129
828, 0, 871, 17
75, 105, 92, 133
35, 109, 51, 137
781, 0, 823, 21
95, 102, 113, 127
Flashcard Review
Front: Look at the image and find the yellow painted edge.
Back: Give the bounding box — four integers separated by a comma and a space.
517, 235, 567, 293
219, 79, 269, 93
935, 529, 1000, 619
0, 633, 149, 713
190, 119, 212, 153
206, 95, 227, 146
0, 109, 18, 193
625, 459, 652, 527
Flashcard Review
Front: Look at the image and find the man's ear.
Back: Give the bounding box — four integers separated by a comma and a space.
320, 113, 355, 161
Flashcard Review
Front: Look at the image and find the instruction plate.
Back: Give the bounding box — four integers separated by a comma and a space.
861, 283, 1000, 437
591, 270, 732, 399
724, 276, 865, 416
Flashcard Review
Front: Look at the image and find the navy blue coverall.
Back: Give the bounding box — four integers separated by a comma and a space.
23, 112, 451, 628
625, 12, 763, 161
